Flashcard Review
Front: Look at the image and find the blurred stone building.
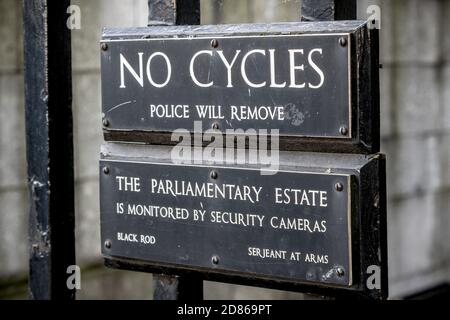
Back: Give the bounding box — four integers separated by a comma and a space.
0, 0, 449, 299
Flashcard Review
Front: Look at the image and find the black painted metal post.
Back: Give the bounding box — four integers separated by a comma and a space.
23, 0, 76, 300
153, 274, 204, 300
148, 0, 200, 26
301, 0, 356, 21
148, 0, 203, 300
302, 0, 387, 300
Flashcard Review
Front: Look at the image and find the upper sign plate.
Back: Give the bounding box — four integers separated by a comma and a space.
101, 21, 379, 153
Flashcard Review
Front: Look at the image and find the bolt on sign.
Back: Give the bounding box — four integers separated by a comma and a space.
100, 21, 380, 154
99, 21, 387, 300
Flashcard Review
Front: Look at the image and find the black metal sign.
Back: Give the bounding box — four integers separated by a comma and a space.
100, 159, 353, 287
101, 22, 379, 153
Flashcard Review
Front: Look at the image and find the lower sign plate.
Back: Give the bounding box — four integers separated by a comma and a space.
100, 160, 353, 287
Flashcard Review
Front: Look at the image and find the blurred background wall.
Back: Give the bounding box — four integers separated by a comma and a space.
0, 0, 449, 299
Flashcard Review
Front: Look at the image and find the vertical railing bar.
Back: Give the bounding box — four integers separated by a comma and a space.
147, 0, 203, 301
23, 0, 76, 300
301, 0, 357, 21
300, 0, 358, 301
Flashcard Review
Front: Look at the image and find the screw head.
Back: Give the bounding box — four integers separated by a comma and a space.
339, 37, 347, 47
212, 255, 219, 265
340, 126, 348, 136
336, 267, 345, 277
210, 171, 218, 180
104, 240, 112, 249
211, 39, 219, 48
101, 43, 108, 51
335, 182, 344, 192
212, 122, 219, 130
103, 167, 110, 175
103, 119, 109, 127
